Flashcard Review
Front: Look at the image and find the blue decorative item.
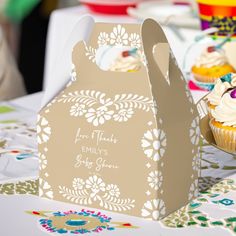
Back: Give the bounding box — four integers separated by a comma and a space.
219, 198, 234, 206
65, 219, 87, 226
220, 73, 232, 83
194, 79, 215, 91
16, 153, 33, 160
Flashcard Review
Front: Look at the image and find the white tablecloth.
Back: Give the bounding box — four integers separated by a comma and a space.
0, 82, 233, 236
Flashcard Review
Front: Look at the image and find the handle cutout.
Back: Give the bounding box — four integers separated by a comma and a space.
153, 43, 170, 85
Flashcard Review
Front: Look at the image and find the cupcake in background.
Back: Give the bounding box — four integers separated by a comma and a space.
210, 88, 236, 153
205, 73, 236, 117
191, 47, 235, 83
109, 48, 142, 72
96, 46, 142, 72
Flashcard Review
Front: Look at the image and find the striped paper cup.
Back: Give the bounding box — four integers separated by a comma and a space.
197, 0, 236, 37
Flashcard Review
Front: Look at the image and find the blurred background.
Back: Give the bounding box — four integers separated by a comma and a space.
0, 0, 78, 95
1, 0, 236, 99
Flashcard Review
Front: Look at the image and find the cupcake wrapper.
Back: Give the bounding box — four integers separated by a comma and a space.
192, 73, 219, 83
210, 121, 236, 153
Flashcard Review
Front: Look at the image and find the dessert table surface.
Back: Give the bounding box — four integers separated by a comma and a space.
1, 85, 236, 236
1, 6, 236, 236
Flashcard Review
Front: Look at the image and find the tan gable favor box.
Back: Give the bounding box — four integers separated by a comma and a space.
38, 18, 200, 220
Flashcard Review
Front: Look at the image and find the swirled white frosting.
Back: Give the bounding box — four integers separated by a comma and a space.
212, 92, 236, 127
231, 74, 236, 86
109, 54, 142, 72
206, 73, 236, 105
206, 79, 231, 105
195, 49, 228, 68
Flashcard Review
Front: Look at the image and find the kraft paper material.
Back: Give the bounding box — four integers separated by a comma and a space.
38, 18, 200, 220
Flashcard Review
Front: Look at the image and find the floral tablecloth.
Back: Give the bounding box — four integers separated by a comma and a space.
0, 102, 38, 191
1, 175, 236, 236
0, 102, 236, 235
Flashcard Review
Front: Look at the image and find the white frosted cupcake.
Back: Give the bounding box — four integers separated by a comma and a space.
109, 48, 142, 72
210, 88, 236, 153
96, 46, 142, 72
191, 48, 235, 83
205, 73, 236, 118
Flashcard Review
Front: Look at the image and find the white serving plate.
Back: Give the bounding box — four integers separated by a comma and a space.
127, 0, 200, 29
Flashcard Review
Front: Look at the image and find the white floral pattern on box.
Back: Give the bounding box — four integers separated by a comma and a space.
85, 24, 144, 66
39, 152, 47, 171
85, 106, 114, 127
141, 199, 166, 220
106, 184, 120, 198
72, 178, 85, 191
141, 128, 167, 162
59, 175, 135, 212
129, 33, 141, 48
190, 116, 200, 146
188, 179, 199, 201
140, 121, 166, 220
192, 152, 201, 173
70, 103, 87, 117
185, 83, 194, 105
37, 115, 51, 144
98, 32, 109, 47
58, 90, 155, 126
110, 25, 129, 46
39, 178, 54, 199
113, 108, 134, 122
85, 46, 97, 63
147, 171, 163, 191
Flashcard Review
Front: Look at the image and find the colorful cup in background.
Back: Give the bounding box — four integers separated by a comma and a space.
197, 0, 236, 38
79, 0, 141, 15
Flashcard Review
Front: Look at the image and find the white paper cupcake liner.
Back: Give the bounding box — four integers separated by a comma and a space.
210, 121, 236, 153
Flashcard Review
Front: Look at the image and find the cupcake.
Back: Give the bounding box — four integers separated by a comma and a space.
205, 73, 236, 117
191, 48, 235, 83
210, 88, 236, 153
109, 48, 142, 72
96, 46, 142, 72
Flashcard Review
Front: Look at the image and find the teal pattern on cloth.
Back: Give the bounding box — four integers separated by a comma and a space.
38, 210, 115, 234
162, 178, 236, 234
